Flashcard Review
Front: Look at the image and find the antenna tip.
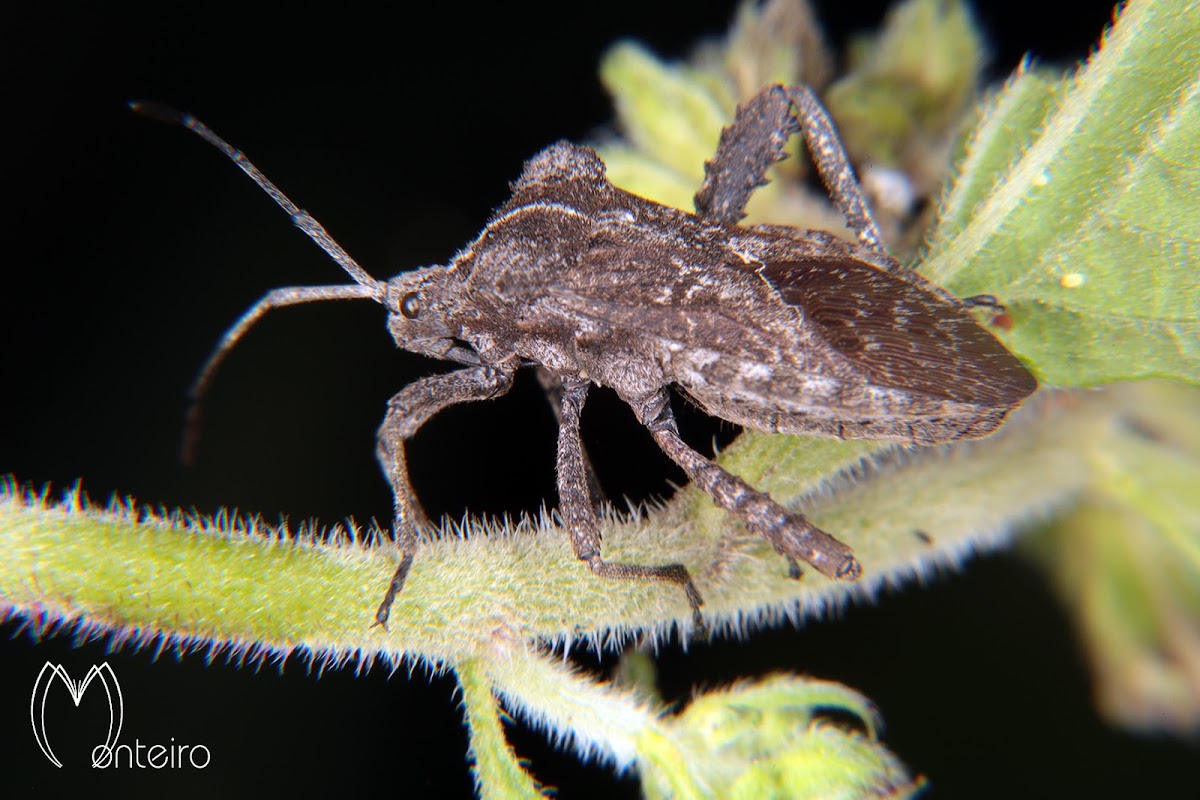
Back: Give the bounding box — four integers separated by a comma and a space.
129, 100, 187, 126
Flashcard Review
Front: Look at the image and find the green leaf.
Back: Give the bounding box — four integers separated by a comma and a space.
643, 675, 919, 800
1025, 381, 1200, 734
825, 0, 986, 168
932, 67, 1061, 247
599, 41, 730, 185
458, 659, 549, 799
922, 0, 1200, 387
719, 0, 833, 99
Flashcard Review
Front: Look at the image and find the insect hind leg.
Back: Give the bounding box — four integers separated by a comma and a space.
693, 85, 886, 258
782, 85, 886, 256
634, 388, 862, 583
694, 87, 797, 226
557, 379, 704, 630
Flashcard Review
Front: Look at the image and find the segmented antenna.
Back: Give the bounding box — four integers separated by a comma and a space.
130, 101, 385, 462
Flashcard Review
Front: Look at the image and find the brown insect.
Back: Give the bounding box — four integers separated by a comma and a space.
134, 84, 1037, 629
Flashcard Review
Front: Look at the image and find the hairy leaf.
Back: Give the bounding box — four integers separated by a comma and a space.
923, 0, 1200, 386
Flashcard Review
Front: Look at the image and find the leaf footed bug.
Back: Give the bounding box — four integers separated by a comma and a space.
133, 84, 1036, 631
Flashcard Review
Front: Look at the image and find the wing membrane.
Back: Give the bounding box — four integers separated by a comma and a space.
760, 259, 1037, 405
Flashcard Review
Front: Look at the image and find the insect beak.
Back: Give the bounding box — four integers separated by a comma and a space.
405, 334, 480, 365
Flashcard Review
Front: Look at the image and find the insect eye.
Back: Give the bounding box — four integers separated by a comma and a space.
400, 291, 421, 319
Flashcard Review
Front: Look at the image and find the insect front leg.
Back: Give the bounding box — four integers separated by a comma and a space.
633, 388, 862, 583
556, 378, 704, 629
373, 366, 514, 628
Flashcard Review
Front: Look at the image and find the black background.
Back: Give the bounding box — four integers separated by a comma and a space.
2, 1, 1197, 797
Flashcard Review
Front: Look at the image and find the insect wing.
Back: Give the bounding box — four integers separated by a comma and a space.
758, 259, 1037, 406
545, 245, 790, 365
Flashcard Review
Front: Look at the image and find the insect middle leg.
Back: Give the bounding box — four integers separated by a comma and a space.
633, 388, 862, 582
557, 378, 705, 628
373, 366, 514, 628
535, 367, 607, 509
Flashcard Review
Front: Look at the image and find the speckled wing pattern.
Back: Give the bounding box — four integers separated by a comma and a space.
758, 259, 1037, 405
546, 244, 1035, 408
545, 244, 795, 365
